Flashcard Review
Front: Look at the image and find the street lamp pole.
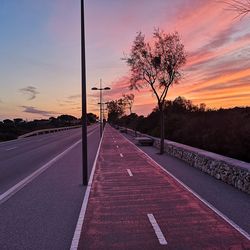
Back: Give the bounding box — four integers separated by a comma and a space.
81, 0, 88, 186
98, 101, 108, 130
99, 79, 103, 137
91, 81, 110, 138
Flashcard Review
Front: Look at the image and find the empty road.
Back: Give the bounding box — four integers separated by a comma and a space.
0, 125, 100, 250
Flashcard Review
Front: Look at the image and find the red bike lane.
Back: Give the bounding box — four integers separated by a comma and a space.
77, 125, 249, 249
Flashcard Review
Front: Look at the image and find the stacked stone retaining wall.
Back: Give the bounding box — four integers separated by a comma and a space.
125, 127, 250, 194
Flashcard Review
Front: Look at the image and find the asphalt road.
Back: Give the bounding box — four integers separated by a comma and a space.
0, 125, 100, 250
1, 125, 249, 249
123, 132, 250, 235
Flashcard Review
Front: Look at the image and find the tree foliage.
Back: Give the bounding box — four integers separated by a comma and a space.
107, 99, 125, 123
224, 0, 250, 18
124, 29, 186, 109
122, 93, 135, 114
86, 113, 98, 124
57, 114, 77, 122
0, 114, 84, 142
115, 96, 250, 163
124, 29, 186, 153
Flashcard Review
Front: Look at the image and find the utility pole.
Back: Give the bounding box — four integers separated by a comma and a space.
81, 0, 88, 186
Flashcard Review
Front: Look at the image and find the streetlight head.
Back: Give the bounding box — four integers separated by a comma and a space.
104, 87, 111, 90
91, 87, 98, 90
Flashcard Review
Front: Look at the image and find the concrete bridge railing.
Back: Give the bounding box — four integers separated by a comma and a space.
18, 125, 81, 139
122, 127, 250, 194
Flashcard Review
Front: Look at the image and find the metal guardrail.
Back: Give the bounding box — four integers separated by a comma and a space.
18, 125, 81, 139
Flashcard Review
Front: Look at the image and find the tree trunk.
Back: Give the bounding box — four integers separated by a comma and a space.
159, 105, 165, 154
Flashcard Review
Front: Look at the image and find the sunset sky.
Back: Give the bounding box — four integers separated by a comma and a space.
0, 0, 249, 120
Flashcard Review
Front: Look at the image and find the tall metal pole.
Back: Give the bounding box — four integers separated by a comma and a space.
100, 79, 103, 137
81, 0, 88, 186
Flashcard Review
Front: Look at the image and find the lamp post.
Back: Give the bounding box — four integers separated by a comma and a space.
91, 79, 110, 137
103, 107, 109, 123
81, 0, 88, 186
98, 102, 108, 129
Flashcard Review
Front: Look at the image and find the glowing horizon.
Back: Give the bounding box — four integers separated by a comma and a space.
0, 0, 249, 120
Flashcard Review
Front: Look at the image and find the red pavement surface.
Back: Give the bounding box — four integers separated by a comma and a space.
78, 125, 250, 249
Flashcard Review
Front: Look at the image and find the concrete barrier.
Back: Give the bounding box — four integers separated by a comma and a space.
18, 125, 81, 139
124, 127, 250, 194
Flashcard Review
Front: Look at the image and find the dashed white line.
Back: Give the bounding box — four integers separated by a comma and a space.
120, 132, 250, 241
127, 169, 133, 177
120, 153, 123, 158
5, 147, 17, 151
147, 213, 167, 245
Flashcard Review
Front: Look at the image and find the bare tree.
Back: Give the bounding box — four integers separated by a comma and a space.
224, 0, 250, 18
122, 93, 135, 114
124, 29, 186, 154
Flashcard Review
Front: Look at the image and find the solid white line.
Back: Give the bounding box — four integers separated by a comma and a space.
0, 125, 96, 147
5, 147, 17, 151
36, 139, 44, 142
120, 132, 250, 241
120, 153, 123, 158
86, 129, 97, 138
70, 126, 105, 250
147, 213, 167, 245
0, 128, 98, 205
127, 169, 133, 177
0, 139, 81, 205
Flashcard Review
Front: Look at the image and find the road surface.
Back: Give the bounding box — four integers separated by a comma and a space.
0, 125, 100, 250
123, 132, 250, 235
77, 125, 250, 249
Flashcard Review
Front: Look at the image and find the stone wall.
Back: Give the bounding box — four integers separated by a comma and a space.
125, 128, 250, 194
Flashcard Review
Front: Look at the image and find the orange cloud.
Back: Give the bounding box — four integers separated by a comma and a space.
86, 1, 250, 116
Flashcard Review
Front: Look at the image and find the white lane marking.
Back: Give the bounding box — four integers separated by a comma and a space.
0, 129, 98, 205
0, 139, 19, 146
116, 145, 119, 148
120, 153, 123, 158
5, 147, 17, 151
70, 126, 105, 250
147, 214, 167, 245
120, 132, 250, 241
127, 169, 133, 177
0, 125, 97, 147
36, 138, 45, 142
0, 140, 81, 205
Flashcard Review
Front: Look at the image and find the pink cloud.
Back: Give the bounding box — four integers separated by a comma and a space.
83, 1, 250, 115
